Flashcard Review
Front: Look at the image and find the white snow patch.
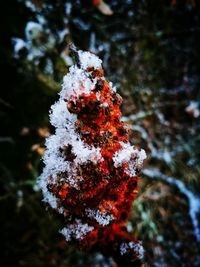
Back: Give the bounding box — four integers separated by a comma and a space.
120, 241, 144, 259
109, 81, 117, 92
185, 100, 200, 118
38, 171, 60, 209
100, 102, 109, 108
72, 141, 102, 165
40, 125, 102, 191
58, 29, 69, 42
86, 208, 114, 226
43, 132, 70, 174
61, 65, 97, 101
60, 219, 94, 241
78, 50, 102, 70
39, 91, 103, 195
24, 0, 38, 12
25, 21, 43, 41
113, 142, 146, 176
12, 38, 27, 57
50, 99, 76, 129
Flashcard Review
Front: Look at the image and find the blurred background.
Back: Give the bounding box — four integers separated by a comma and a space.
1, 0, 200, 266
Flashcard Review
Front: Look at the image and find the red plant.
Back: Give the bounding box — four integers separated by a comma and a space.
39, 45, 146, 266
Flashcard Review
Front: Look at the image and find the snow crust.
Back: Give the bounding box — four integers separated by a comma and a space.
38, 50, 104, 214
120, 241, 144, 259
12, 38, 27, 58
61, 66, 97, 100
86, 208, 114, 226
60, 219, 94, 241
38, 100, 103, 196
185, 100, 200, 118
113, 142, 146, 176
78, 50, 102, 70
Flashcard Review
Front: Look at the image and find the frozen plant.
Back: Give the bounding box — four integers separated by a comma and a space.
38, 44, 146, 265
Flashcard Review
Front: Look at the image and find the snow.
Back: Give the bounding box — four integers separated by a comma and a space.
12, 38, 27, 57
24, 0, 37, 12
185, 100, 200, 118
109, 81, 117, 92
58, 29, 69, 43
38, 48, 146, 242
39, 60, 103, 196
50, 99, 76, 129
65, 2, 72, 15
113, 142, 135, 165
47, 97, 102, 169
60, 219, 94, 241
113, 142, 146, 176
137, 149, 147, 167
42, 131, 70, 174
100, 102, 109, 108
72, 141, 102, 165
25, 21, 43, 41
61, 52, 73, 66
39, 125, 103, 191
86, 208, 114, 226
43, 191, 58, 209
120, 241, 144, 259
61, 65, 97, 100
78, 50, 102, 70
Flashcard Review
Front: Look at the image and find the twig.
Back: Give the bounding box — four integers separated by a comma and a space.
68, 43, 81, 68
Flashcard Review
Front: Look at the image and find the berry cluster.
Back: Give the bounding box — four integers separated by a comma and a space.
39, 46, 146, 265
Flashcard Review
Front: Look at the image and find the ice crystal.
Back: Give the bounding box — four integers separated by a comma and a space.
86, 208, 114, 226
113, 142, 146, 176
78, 50, 102, 70
120, 241, 144, 260
60, 220, 94, 241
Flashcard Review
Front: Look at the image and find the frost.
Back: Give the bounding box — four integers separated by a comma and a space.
42, 132, 70, 174
113, 142, 135, 165
120, 241, 144, 259
43, 191, 58, 209
113, 142, 146, 176
185, 100, 200, 118
12, 38, 27, 58
39, 56, 103, 195
39, 126, 102, 190
38, 169, 59, 209
60, 219, 94, 241
24, 0, 38, 12
21, 21, 56, 61
59, 50, 105, 101
100, 102, 109, 108
126, 222, 133, 233
58, 29, 69, 42
86, 208, 114, 226
78, 50, 102, 70
61, 65, 97, 100
109, 81, 117, 92
65, 2, 72, 15
25, 21, 43, 41
72, 142, 102, 165
50, 99, 76, 129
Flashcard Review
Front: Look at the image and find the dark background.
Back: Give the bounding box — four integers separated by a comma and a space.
1, 0, 200, 266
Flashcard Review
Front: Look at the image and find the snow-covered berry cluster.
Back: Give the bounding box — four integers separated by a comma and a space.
38, 46, 146, 264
